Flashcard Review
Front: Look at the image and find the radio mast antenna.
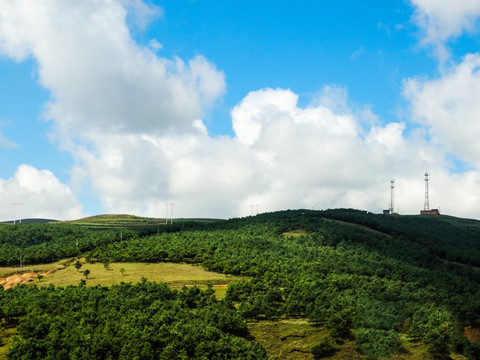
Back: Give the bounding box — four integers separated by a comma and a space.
424, 172, 430, 211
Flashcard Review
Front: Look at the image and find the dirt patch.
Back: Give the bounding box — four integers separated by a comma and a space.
464, 326, 480, 344
0, 269, 58, 290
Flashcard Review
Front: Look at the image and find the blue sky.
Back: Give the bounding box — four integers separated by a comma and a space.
150, 0, 432, 132
1, 0, 480, 220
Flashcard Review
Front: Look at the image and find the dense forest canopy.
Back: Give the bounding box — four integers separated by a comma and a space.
1, 209, 480, 359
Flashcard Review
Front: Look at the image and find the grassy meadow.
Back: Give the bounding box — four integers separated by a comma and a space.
1, 260, 241, 299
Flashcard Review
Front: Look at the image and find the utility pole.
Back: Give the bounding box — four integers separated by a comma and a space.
165, 202, 174, 224
390, 180, 395, 214
19, 202, 24, 223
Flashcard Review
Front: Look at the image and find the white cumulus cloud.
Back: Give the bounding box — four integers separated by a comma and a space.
2, 0, 480, 220
404, 54, 480, 166
0, 0, 225, 140
410, 0, 480, 59
0, 165, 86, 221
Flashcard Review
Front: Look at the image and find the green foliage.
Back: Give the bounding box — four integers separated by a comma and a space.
0, 223, 119, 266
2, 209, 480, 358
407, 305, 452, 354
74, 261, 82, 272
102, 259, 111, 271
326, 312, 351, 338
309, 337, 336, 358
1, 282, 267, 359
355, 328, 401, 358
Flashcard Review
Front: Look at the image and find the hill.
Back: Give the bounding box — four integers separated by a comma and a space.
65, 214, 223, 229
1, 209, 480, 359
0, 218, 58, 224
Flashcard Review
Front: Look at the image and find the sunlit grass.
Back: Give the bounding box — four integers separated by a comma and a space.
247, 319, 362, 360
1, 260, 241, 299
282, 229, 308, 238
40, 261, 237, 286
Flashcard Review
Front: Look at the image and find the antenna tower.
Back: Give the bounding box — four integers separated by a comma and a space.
424, 172, 430, 211
390, 180, 395, 214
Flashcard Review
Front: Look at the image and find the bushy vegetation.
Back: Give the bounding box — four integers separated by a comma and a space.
1, 281, 265, 359
309, 337, 337, 358
2, 209, 480, 358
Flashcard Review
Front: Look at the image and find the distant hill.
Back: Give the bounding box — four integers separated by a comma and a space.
65, 214, 223, 228
0, 218, 58, 224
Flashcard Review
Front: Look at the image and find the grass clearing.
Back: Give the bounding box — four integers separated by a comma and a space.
388, 335, 467, 360
248, 321, 466, 360
282, 229, 308, 238
1, 260, 241, 298
247, 319, 362, 360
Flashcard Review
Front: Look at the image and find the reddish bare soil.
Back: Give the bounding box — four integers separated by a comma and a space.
0, 269, 57, 290
464, 326, 480, 344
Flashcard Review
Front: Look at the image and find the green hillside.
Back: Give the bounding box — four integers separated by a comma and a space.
65, 214, 222, 230
1, 209, 480, 359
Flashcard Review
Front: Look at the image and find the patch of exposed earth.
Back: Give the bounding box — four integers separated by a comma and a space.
0, 269, 58, 290
464, 325, 480, 344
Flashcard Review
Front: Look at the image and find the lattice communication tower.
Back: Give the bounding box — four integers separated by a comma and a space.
424, 172, 430, 211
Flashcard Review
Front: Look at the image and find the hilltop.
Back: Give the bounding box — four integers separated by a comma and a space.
0, 218, 58, 224
66, 214, 223, 229
1, 209, 480, 359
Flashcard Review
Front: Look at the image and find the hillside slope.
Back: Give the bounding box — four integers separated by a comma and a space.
1, 209, 480, 359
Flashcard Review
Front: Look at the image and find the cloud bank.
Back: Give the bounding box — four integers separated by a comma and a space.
1, 0, 480, 220
410, 0, 480, 60
0, 165, 85, 221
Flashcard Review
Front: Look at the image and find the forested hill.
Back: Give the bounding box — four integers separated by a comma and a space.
1, 209, 480, 359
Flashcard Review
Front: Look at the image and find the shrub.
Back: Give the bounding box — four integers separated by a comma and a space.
309, 337, 336, 358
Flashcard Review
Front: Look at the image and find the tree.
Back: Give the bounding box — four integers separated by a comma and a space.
84, 269, 90, 279
74, 261, 82, 272
310, 338, 336, 358
120, 268, 126, 276
103, 260, 111, 271
36, 274, 44, 282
